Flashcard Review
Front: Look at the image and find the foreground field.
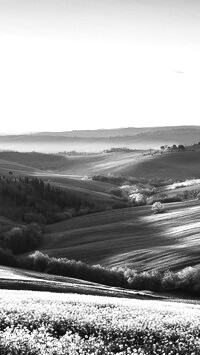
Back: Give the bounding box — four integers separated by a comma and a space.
1, 289, 200, 354
41, 200, 200, 271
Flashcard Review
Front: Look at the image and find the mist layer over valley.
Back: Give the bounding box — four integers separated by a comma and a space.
1, 126, 200, 153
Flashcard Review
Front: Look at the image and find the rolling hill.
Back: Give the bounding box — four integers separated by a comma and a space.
1, 137, 200, 279
114, 150, 200, 180
1, 148, 200, 181
0, 150, 145, 176
40, 199, 200, 272
1, 149, 200, 215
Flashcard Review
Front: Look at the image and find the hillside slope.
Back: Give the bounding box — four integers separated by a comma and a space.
1, 149, 200, 181
114, 150, 200, 180
40, 200, 200, 271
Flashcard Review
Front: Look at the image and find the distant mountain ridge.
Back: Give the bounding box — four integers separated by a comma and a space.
0, 126, 200, 153
4, 125, 199, 139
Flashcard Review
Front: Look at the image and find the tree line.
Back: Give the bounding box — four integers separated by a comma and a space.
0, 176, 98, 224
1, 249, 200, 297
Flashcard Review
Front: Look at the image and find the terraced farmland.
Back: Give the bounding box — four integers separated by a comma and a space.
41, 200, 200, 271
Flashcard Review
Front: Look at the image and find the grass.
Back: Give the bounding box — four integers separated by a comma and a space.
40, 199, 200, 271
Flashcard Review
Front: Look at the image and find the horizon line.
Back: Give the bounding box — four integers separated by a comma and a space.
0, 125, 199, 136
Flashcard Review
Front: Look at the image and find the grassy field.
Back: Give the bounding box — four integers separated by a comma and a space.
40, 200, 200, 271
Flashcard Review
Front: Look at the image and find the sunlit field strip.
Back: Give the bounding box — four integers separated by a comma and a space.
0, 290, 200, 354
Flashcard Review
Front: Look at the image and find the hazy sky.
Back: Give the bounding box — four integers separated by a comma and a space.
0, 0, 200, 133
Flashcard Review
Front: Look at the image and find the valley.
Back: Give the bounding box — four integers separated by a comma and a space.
1, 145, 200, 273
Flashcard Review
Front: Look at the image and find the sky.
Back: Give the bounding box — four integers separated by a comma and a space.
0, 0, 200, 133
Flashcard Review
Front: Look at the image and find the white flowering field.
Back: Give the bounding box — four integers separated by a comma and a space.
0, 290, 200, 354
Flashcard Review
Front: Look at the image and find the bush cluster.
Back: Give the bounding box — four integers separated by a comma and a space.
2, 249, 200, 296
20, 251, 127, 288
0, 248, 17, 266
151, 202, 165, 213
127, 267, 200, 295
17, 252, 200, 296
0, 224, 41, 254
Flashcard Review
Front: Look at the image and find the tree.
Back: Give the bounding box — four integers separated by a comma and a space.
178, 144, 185, 151
4, 224, 41, 254
151, 202, 165, 214
4, 227, 25, 254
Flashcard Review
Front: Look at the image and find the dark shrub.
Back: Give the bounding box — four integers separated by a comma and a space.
0, 248, 16, 267
3, 224, 41, 254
